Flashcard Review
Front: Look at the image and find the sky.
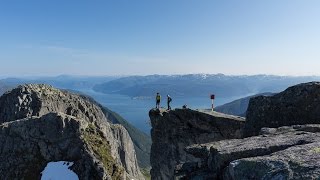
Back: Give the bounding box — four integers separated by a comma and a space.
41, 161, 78, 180
0, 0, 319, 77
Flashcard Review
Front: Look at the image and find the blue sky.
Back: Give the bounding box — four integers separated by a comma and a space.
0, 0, 319, 76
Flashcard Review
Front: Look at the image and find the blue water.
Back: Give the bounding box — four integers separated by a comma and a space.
77, 89, 247, 134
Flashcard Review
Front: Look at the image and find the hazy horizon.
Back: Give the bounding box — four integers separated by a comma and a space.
2, 73, 320, 80
1, 1, 320, 76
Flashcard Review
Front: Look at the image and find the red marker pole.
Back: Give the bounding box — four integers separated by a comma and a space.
210, 94, 215, 111
211, 99, 214, 111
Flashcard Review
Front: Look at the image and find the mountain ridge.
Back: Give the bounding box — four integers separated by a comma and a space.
93, 74, 320, 98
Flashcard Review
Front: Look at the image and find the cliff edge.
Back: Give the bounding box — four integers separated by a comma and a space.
149, 108, 245, 180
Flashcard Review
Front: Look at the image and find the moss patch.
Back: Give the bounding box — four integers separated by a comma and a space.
82, 123, 124, 179
312, 147, 320, 153
140, 168, 151, 180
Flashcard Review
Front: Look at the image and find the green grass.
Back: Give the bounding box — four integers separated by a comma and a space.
83, 123, 124, 179
140, 168, 151, 180
76, 94, 152, 169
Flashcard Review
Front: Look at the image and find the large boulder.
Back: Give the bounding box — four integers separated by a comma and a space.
149, 108, 245, 180
184, 124, 320, 179
244, 82, 320, 137
0, 84, 143, 179
224, 141, 320, 180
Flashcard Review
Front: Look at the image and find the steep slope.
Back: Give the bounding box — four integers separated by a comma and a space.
0, 84, 144, 179
102, 107, 151, 169
215, 92, 273, 116
71, 92, 152, 170
52, 88, 152, 170
149, 108, 245, 180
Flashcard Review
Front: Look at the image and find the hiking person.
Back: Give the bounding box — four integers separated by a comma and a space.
167, 95, 172, 110
156, 92, 161, 109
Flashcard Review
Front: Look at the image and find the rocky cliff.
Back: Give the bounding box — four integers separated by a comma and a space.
149, 108, 245, 180
101, 106, 152, 170
0, 84, 144, 179
150, 82, 320, 179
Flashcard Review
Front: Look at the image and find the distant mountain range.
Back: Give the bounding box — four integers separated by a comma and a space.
3, 74, 320, 99
0, 81, 12, 95
93, 74, 320, 98
1, 75, 117, 90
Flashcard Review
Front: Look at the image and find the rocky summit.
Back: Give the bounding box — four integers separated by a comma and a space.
0, 84, 144, 180
149, 108, 245, 180
150, 82, 320, 179
244, 82, 320, 137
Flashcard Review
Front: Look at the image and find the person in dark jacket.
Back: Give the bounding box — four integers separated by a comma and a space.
167, 95, 172, 110
156, 92, 161, 109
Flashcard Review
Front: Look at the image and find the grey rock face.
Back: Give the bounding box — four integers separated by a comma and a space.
0, 113, 108, 179
244, 82, 320, 137
0, 84, 143, 180
171, 124, 320, 179
183, 124, 320, 179
0, 84, 106, 124
149, 108, 245, 180
224, 142, 320, 179
223, 125, 320, 180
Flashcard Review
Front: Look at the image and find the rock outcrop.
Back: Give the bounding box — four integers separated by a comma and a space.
149, 108, 245, 180
0, 84, 144, 179
244, 82, 320, 137
185, 124, 320, 179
